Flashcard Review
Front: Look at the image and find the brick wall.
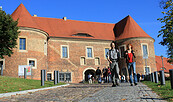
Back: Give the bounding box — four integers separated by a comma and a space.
1, 27, 157, 83
47, 38, 111, 83
117, 37, 157, 76
1, 27, 48, 80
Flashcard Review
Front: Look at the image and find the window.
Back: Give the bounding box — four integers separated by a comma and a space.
19, 38, 26, 50
145, 67, 150, 75
59, 72, 71, 82
59, 73, 64, 81
27, 58, 37, 69
86, 47, 93, 58
66, 73, 71, 81
119, 46, 125, 58
47, 73, 52, 81
44, 41, 47, 55
72, 33, 93, 37
61, 45, 69, 58
95, 57, 100, 65
142, 45, 148, 59
29, 60, 35, 67
80, 57, 86, 65
105, 48, 109, 58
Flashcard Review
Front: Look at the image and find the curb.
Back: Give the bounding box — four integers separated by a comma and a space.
0, 84, 70, 98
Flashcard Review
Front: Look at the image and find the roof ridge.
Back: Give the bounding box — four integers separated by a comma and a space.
33, 16, 114, 25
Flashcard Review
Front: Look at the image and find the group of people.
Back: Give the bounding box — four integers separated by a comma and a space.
88, 41, 138, 87
107, 41, 137, 87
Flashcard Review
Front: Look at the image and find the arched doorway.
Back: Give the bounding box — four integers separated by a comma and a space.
83, 68, 96, 81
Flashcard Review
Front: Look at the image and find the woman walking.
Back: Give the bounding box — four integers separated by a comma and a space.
125, 44, 137, 86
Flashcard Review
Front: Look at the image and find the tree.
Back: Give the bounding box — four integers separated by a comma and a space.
0, 9, 20, 59
158, 0, 173, 63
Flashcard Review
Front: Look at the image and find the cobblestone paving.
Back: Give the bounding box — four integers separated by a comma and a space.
0, 82, 167, 102
80, 83, 167, 102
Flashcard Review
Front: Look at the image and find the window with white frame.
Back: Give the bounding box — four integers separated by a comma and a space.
145, 67, 150, 75
86, 47, 93, 58
27, 58, 37, 69
142, 44, 148, 59
105, 48, 109, 58
61, 45, 69, 58
95, 57, 100, 65
19, 38, 26, 50
80, 57, 86, 65
47, 73, 52, 81
59, 72, 71, 82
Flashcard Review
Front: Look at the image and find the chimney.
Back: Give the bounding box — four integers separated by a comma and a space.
63, 17, 67, 21
33, 14, 37, 17
0, 6, 2, 10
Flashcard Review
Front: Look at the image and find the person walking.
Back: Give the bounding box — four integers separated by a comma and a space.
107, 66, 111, 83
96, 67, 101, 83
125, 44, 137, 86
106, 41, 120, 87
102, 67, 108, 83
88, 73, 92, 84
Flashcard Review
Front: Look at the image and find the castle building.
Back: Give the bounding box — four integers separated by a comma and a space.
0, 4, 157, 83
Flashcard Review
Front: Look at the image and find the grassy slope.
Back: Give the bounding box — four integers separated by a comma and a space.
142, 81, 173, 102
0, 76, 65, 93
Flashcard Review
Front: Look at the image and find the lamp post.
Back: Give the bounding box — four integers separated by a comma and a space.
161, 55, 164, 70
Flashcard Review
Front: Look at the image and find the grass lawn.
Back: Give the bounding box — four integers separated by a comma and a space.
0, 76, 66, 94
142, 80, 173, 102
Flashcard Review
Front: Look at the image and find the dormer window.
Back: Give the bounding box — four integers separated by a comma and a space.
72, 33, 93, 37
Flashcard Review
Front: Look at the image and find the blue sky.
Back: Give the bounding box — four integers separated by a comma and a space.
0, 0, 167, 57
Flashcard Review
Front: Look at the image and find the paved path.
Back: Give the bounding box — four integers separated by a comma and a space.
0, 82, 167, 102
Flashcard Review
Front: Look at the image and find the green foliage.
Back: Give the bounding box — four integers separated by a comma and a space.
142, 81, 173, 102
158, 0, 173, 63
0, 10, 20, 59
0, 76, 66, 93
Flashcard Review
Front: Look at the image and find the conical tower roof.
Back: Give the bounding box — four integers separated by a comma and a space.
114, 15, 152, 41
11, 3, 40, 29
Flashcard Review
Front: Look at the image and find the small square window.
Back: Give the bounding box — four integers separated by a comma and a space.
29, 60, 35, 67
47, 73, 52, 81
27, 58, 37, 69
95, 57, 100, 65
80, 57, 86, 65
59, 73, 64, 81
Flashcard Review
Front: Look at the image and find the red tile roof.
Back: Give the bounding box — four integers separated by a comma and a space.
11, 3, 152, 41
114, 15, 152, 40
155, 55, 173, 73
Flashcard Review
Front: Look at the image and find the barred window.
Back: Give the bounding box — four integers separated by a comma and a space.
47, 73, 52, 81
59, 72, 71, 82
